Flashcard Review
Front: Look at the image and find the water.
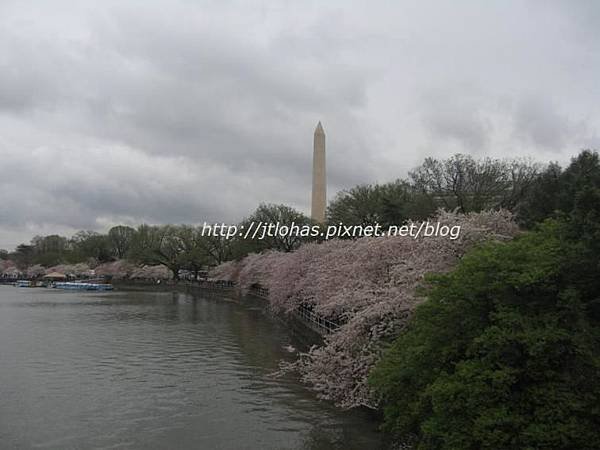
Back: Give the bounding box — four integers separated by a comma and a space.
0, 285, 385, 449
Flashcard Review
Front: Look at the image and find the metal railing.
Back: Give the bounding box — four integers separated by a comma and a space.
248, 284, 270, 299
189, 279, 236, 290
247, 284, 341, 335
293, 303, 340, 335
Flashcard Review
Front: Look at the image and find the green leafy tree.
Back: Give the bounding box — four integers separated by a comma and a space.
128, 224, 193, 280
327, 181, 435, 230
196, 234, 234, 266
517, 150, 600, 228
31, 234, 70, 266
381, 182, 437, 222
370, 220, 600, 449
11, 244, 35, 269
152, 225, 188, 280
515, 162, 563, 227
178, 225, 211, 279
327, 184, 387, 227
127, 224, 162, 263
238, 203, 313, 254
70, 231, 112, 263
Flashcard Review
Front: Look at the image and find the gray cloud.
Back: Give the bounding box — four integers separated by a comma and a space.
0, 0, 599, 249
512, 96, 573, 152
420, 85, 493, 152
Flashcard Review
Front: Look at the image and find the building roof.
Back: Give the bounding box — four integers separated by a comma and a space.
44, 272, 67, 279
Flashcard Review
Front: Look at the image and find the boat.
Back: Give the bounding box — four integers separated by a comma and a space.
15, 280, 32, 288
53, 282, 114, 291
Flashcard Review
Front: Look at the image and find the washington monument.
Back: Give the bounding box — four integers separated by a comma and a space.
311, 121, 326, 222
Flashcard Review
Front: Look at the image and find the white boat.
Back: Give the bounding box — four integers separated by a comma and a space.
54, 282, 114, 291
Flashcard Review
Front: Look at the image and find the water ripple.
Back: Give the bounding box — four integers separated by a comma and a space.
0, 286, 386, 449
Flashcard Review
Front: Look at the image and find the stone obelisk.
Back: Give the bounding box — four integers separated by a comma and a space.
311, 121, 326, 222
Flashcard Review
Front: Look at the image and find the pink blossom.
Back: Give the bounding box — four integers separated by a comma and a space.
129, 264, 172, 280
95, 260, 137, 279
211, 210, 519, 408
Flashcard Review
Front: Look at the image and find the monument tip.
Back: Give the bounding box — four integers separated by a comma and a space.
315, 121, 325, 135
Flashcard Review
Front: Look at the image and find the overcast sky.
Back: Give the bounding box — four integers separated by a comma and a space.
1, 0, 598, 249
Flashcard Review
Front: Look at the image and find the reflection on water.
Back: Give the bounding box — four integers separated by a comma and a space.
0, 286, 386, 449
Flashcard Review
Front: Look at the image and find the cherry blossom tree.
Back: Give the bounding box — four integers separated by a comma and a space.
45, 263, 92, 278
26, 264, 46, 278
210, 210, 519, 408
0, 260, 20, 278
208, 259, 240, 281
95, 260, 137, 279
130, 264, 172, 280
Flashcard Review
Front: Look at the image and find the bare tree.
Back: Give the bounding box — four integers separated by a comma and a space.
410, 154, 541, 213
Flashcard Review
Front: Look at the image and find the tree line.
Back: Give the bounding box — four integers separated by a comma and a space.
1, 151, 595, 281
0, 204, 316, 279
207, 149, 600, 449
369, 150, 600, 448
2, 149, 599, 447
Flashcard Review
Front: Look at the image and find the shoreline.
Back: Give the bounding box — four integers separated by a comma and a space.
113, 279, 327, 348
